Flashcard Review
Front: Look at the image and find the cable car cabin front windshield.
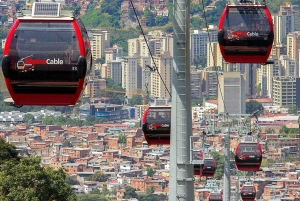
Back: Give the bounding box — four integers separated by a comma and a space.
144, 108, 171, 134
209, 193, 222, 201
8, 22, 80, 94
241, 186, 255, 193
204, 159, 215, 167
219, 7, 274, 56
235, 143, 262, 167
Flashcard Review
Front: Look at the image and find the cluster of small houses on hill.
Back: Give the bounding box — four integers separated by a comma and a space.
1, 111, 300, 200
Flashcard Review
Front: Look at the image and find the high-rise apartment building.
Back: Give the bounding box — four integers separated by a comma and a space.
85, 78, 106, 98
206, 42, 224, 68
107, 58, 123, 85
138, 57, 151, 92
150, 51, 172, 100
272, 76, 296, 107
202, 68, 218, 98
128, 38, 140, 57
272, 3, 298, 45
104, 44, 123, 63
128, 31, 173, 57
280, 55, 298, 76
257, 55, 281, 98
122, 56, 139, 98
191, 68, 202, 99
222, 63, 259, 97
190, 30, 208, 64
88, 29, 110, 59
218, 72, 245, 114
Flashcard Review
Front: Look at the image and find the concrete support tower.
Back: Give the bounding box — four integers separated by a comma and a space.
169, 0, 194, 200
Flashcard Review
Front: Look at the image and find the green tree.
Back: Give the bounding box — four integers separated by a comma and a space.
128, 95, 142, 106
118, 134, 127, 144
193, 56, 207, 68
65, 175, 80, 185
265, 128, 275, 134
285, 104, 297, 115
154, 16, 168, 26
209, 152, 225, 179
191, 16, 204, 30
190, 2, 203, 15
144, 9, 154, 27
0, 138, 20, 164
42, 115, 55, 125
146, 167, 155, 177
100, 0, 122, 15
77, 194, 111, 201
62, 141, 73, 148
84, 115, 96, 126
138, 186, 159, 201
124, 185, 138, 199
0, 157, 76, 201
87, 172, 109, 182
255, 84, 261, 94
23, 113, 35, 124
246, 100, 263, 114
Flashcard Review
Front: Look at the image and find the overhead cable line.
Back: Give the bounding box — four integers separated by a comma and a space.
201, 0, 228, 114
128, 0, 172, 98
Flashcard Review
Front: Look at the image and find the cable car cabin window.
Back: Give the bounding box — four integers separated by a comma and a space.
209, 194, 221, 199
242, 186, 254, 193
221, 7, 272, 55
144, 108, 171, 135
204, 159, 214, 166
8, 22, 80, 94
237, 144, 260, 155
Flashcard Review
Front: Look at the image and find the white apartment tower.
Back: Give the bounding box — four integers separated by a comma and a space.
272, 76, 296, 107
104, 45, 123, 64
202, 69, 218, 97
128, 31, 173, 57
122, 56, 139, 98
280, 55, 298, 77
273, 4, 298, 45
107, 58, 122, 85
287, 31, 300, 61
206, 42, 224, 68
138, 57, 151, 92
218, 72, 245, 114
190, 30, 208, 64
147, 30, 173, 56
88, 29, 110, 59
128, 38, 140, 57
150, 52, 172, 100
257, 55, 281, 98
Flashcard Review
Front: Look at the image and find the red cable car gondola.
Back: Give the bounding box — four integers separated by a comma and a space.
234, 141, 262, 171
142, 106, 171, 145
202, 158, 217, 177
240, 182, 256, 201
218, 5, 274, 63
2, 2, 92, 106
208, 191, 223, 201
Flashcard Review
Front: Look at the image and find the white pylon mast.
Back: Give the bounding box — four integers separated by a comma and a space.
169, 0, 194, 200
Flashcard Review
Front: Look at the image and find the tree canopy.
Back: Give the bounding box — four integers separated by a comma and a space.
86, 172, 109, 182
246, 100, 263, 114
0, 139, 76, 201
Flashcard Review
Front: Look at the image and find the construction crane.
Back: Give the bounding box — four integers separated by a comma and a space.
104, 88, 147, 118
